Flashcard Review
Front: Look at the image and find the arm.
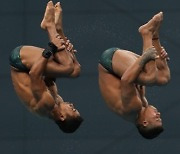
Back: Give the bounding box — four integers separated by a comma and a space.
135, 48, 159, 86
136, 85, 148, 107
48, 37, 81, 78
29, 45, 57, 112
44, 77, 64, 104
51, 37, 74, 69
45, 26, 75, 74
42, 40, 75, 77
121, 50, 157, 111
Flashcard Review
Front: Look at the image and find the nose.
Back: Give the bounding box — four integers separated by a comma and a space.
157, 112, 160, 115
156, 112, 161, 117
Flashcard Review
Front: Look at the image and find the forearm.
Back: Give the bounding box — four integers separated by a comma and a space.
44, 77, 63, 103
140, 97, 148, 107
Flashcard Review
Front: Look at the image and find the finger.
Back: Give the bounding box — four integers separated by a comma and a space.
69, 44, 73, 50
66, 40, 70, 45
60, 40, 65, 45
56, 35, 61, 39
67, 47, 70, 51
67, 45, 72, 51
166, 57, 170, 61
161, 49, 167, 54
161, 52, 168, 58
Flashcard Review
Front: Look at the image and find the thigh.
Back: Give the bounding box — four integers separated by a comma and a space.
112, 50, 138, 77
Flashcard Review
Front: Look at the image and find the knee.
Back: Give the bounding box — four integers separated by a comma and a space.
65, 62, 75, 75
156, 75, 171, 85
69, 64, 81, 78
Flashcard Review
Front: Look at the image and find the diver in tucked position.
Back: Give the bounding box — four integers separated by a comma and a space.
10, 1, 83, 133
98, 12, 170, 139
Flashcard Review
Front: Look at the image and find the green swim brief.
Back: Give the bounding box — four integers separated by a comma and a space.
9, 46, 29, 72
99, 47, 119, 74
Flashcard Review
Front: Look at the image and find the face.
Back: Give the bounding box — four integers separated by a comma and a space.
143, 105, 162, 127
59, 102, 80, 119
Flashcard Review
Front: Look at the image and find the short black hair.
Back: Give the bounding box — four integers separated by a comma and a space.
55, 116, 83, 133
136, 124, 164, 139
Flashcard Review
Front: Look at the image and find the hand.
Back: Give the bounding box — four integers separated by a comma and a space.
160, 47, 170, 61
66, 39, 74, 52
52, 36, 65, 51
65, 38, 78, 54
142, 47, 159, 65
144, 47, 159, 60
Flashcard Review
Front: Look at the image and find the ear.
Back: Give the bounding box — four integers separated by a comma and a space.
143, 120, 148, 127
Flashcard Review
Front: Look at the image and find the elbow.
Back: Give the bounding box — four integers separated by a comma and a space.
64, 63, 75, 75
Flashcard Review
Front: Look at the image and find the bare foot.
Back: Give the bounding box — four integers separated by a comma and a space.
41, 1, 55, 30
152, 12, 163, 39
55, 2, 63, 32
138, 12, 163, 37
